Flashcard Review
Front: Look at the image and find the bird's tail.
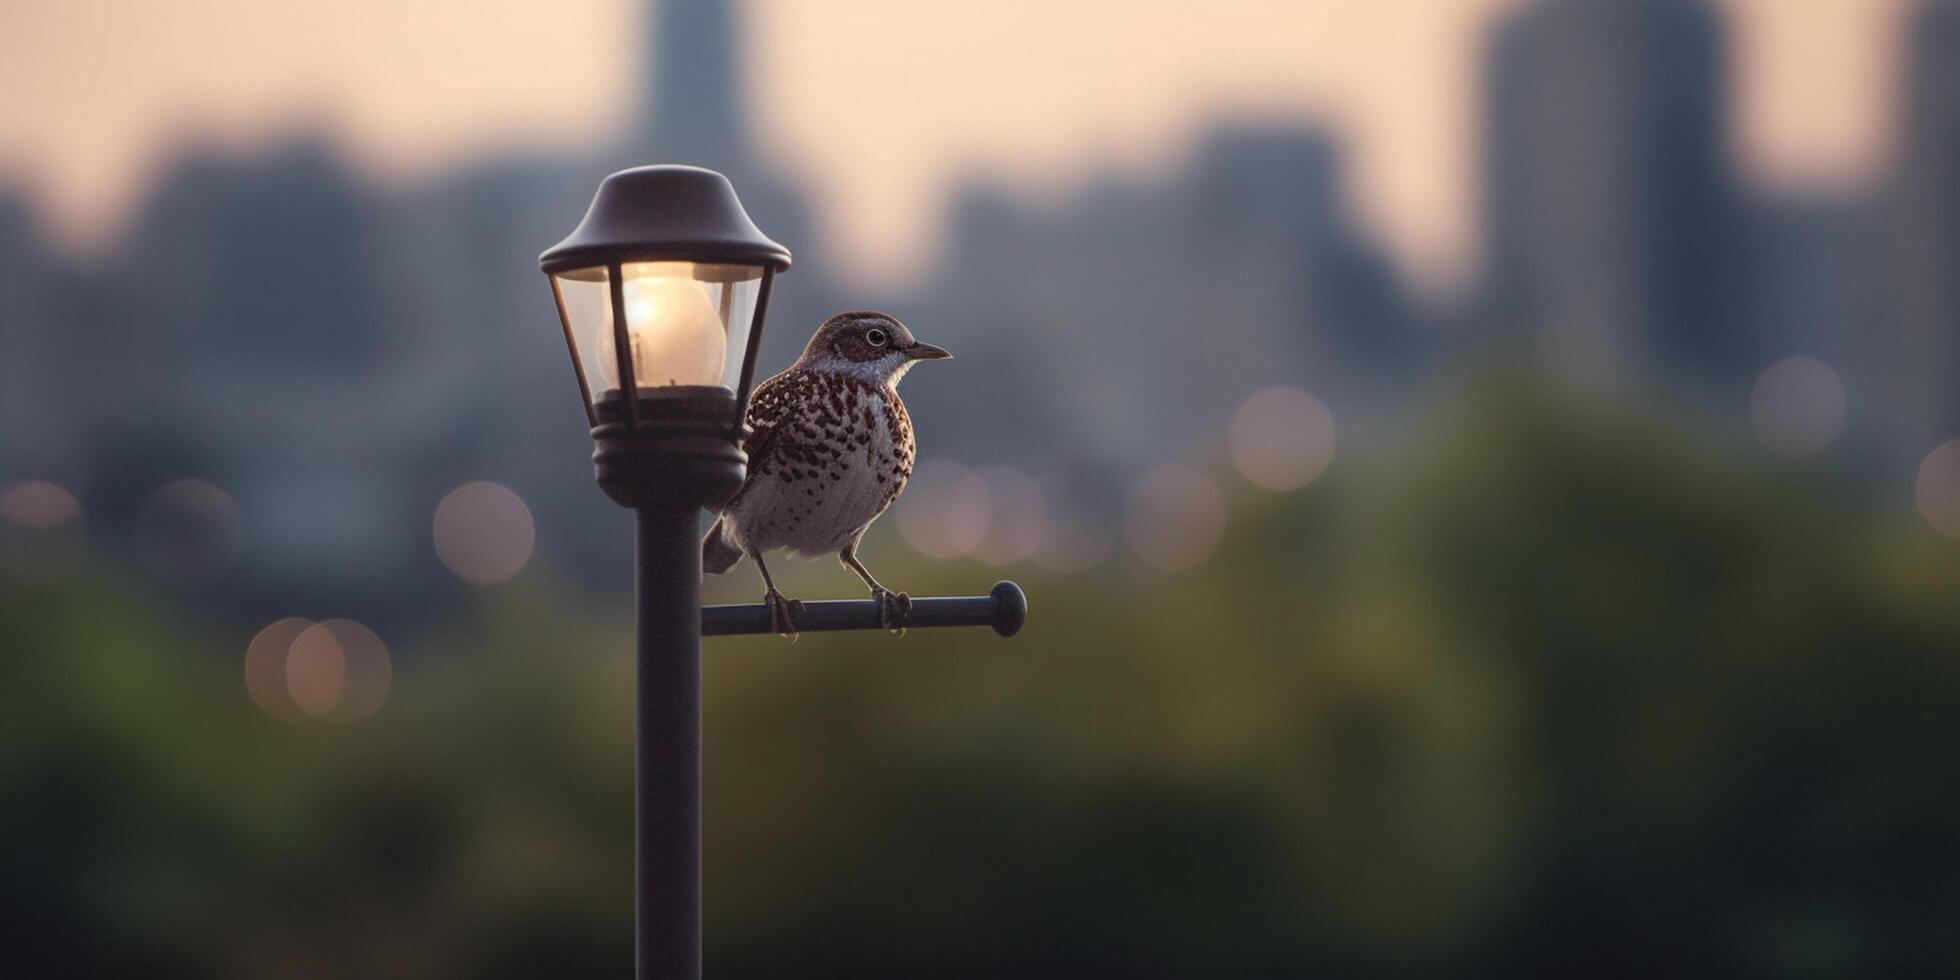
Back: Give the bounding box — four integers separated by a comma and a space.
702, 518, 744, 574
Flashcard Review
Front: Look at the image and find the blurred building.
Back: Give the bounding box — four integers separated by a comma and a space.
11, 0, 1960, 624
0, 193, 76, 484
902, 121, 1424, 476
1881, 0, 1960, 452
640, 0, 749, 176
1479, 0, 1746, 390
101, 139, 449, 615
1736, 191, 1882, 459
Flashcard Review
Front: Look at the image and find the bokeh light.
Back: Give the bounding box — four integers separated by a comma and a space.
896, 459, 992, 559
246, 617, 392, 725
286, 626, 347, 720
433, 481, 536, 585
244, 617, 315, 724
970, 465, 1046, 566
287, 619, 393, 724
1916, 440, 1960, 543
1228, 386, 1337, 491
0, 480, 86, 584
0, 480, 80, 527
135, 479, 245, 585
1124, 465, 1227, 572
1749, 356, 1847, 459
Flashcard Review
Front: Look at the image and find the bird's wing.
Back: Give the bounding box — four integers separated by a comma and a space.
739, 372, 792, 473
732, 371, 817, 502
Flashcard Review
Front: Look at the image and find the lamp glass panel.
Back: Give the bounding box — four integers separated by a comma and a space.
553, 262, 763, 407
555, 267, 615, 406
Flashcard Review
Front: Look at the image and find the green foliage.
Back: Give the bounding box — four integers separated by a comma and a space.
7, 381, 1960, 977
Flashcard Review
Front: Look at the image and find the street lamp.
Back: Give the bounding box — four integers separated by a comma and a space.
542, 165, 786, 511
540, 165, 1025, 980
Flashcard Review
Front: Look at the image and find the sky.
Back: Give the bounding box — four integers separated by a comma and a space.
0, 0, 1923, 295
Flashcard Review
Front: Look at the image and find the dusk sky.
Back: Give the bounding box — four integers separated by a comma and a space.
0, 0, 1922, 293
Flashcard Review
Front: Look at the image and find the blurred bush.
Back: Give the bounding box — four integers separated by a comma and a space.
5, 380, 1960, 978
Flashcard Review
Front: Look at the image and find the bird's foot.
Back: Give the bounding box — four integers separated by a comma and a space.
764, 589, 805, 641
875, 589, 912, 636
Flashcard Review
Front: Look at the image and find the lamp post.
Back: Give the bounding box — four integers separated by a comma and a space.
540, 166, 1025, 980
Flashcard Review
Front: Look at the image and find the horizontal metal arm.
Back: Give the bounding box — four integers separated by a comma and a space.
702, 580, 1027, 638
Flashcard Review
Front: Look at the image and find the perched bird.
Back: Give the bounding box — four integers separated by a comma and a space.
704, 311, 952, 635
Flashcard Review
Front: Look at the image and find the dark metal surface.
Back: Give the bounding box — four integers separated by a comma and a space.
635, 502, 704, 980
607, 261, 639, 432
540, 165, 792, 274
591, 389, 747, 511
703, 581, 1028, 638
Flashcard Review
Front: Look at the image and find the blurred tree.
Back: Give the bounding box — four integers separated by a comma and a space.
6, 381, 1960, 977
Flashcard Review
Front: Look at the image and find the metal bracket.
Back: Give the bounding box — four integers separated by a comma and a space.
702, 581, 1027, 638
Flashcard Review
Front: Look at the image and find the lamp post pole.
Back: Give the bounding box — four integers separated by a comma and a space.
635, 500, 705, 980
590, 388, 745, 980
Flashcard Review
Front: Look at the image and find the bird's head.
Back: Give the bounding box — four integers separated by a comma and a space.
794, 311, 952, 386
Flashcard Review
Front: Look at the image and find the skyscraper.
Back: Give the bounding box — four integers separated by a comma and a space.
0, 192, 73, 481
1883, 0, 1960, 447
1479, 0, 1741, 388
636, 0, 751, 172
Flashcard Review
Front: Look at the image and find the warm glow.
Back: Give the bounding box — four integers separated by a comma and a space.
286, 619, 392, 724
245, 617, 314, 724
285, 625, 348, 720
596, 264, 729, 389
557, 261, 760, 399
433, 481, 535, 585
247, 617, 393, 725
1125, 465, 1227, 572
1917, 441, 1960, 543
1749, 357, 1847, 459
1229, 386, 1337, 491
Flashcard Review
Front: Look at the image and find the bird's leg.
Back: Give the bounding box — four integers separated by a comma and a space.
840, 544, 910, 634
752, 552, 803, 640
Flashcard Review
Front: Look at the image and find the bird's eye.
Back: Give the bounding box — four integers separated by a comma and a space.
865, 327, 889, 347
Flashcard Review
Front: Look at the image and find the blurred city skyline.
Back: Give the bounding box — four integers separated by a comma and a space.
9, 0, 1960, 631
0, 0, 1929, 295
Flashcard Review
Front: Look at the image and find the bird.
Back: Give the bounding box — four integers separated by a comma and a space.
703, 311, 952, 636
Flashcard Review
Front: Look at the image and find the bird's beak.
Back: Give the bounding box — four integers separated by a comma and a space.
904, 341, 953, 361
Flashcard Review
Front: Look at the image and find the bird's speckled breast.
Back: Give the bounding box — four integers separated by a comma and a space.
722, 369, 915, 558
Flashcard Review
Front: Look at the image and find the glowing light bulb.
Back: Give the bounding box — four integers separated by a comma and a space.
596, 264, 728, 389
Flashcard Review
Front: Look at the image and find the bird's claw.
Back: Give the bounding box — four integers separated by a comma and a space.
765, 590, 804, 641
875, 589, 912, 636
